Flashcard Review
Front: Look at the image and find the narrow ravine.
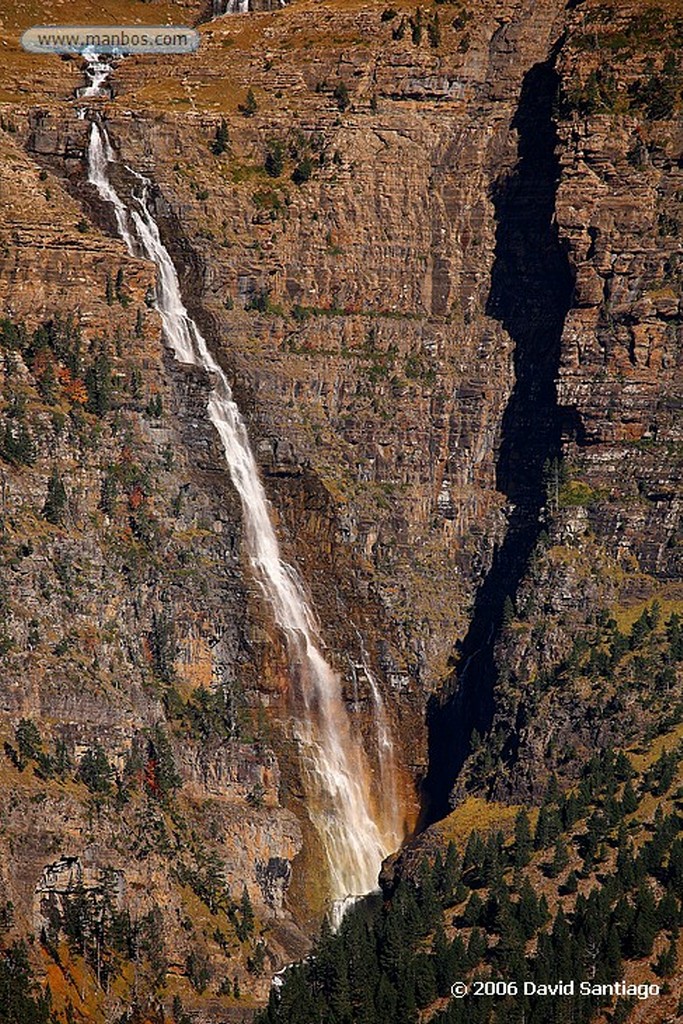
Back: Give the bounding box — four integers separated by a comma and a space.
424, 48, 575, 822
86, 120, 404, 916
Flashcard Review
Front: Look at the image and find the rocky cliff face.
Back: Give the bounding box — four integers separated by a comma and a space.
99, 0, 571, 801
446, 0, 682, 807
0, 116, 306, 1019
0, 0, 680, 1020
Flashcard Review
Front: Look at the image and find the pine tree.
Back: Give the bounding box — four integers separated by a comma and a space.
37, 360, 57, 403
417, 859, 440, 931
439, 841, 460, 905
561, 870, 578, 895
427, 11, 441, 47
396, 961, 418, 1024
545, 773, 561, 803
1, 418, 36, 466
85, 348, 112, 416
614, 750, 633, 780
463, 892, 484, 927
292, 157, 313, 186
482, 832, 505, 888
172, 995, 192, 1024
241, 88, 258, 117
517, 878, 541, 939
466, 928, 487, 967
150, 610, 176, 683
432, 920, 451, 997
486, 878, 512, 933
628, 885, 658, 957
99, 469, 118, 517
210, 118, 229, 155
413, 952, 437, 1009
54, 738, 71, 778
463, 831, 485, 872
534, 805, 556, 850
78, 745, 113, 794
379, 909, 406, 980
264, 140, 285, 178
42, 467, 67, 524
657, 890, 679, 933
410, 7, 423, 44
186, 949, 211, 993
237, 887, 254, 941
0, 941, 53, 1024
513, 809, 533, 867
551, 907, 574, 979
666, 613, 683, 660
534, 931, 555, 985
581, 814, 602, 869
149, 726, 180, 799
603, 924, 623, 979
375, 974, 398, 1023
629, 609, 651, 648
248, 941, 267, 977
668, 839, 683, 890
621, 777, 639, 814
548, 837, 570, 879
561, 791, 581, 828
654, 940, 677, 978
15, 719, 41, 764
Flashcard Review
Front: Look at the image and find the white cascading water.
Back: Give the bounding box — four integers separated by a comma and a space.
86, 122, 402, 911
213, 0, 249, 14
81, 52, 111, 97
360, 650, 403, 850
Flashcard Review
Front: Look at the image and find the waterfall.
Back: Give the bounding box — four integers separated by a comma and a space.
81, 52, 112, 97
86, 122, 402, 910
358, 644, 403, 851
213, 0, 250, 14
212, 0, 289, 19
86, 127, 129, 236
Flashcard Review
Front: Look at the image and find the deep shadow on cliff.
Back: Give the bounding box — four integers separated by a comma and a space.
422, 52, 575, 824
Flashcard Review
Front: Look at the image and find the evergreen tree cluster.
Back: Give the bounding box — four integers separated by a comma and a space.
0, 313, 158, 481
466, 601, 683, 797
3, 718, 70, 780
0, 314, 164, 546
163, 680, 247, 744
0, 941, 55, 1024
1, 315, 115, 419
260, 744, 682, 1024
4, 720, 181, 808
40, 876, 167, 995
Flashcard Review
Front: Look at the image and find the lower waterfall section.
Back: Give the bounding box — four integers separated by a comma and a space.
86, 121, 402, 912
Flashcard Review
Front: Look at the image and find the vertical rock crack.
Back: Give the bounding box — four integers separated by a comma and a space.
423, 47, 575, 823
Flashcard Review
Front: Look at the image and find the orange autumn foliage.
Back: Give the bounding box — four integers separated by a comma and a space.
65, 378, 88, 404
144, 757, 160, 795
57, 365, 88, 403
128, 485, 145, 511
31, 349, 50, 375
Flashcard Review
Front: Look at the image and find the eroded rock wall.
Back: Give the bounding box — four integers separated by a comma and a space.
0, 0, 680, 1019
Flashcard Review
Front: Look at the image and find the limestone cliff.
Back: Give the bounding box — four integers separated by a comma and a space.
0, 0, 680, 1021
